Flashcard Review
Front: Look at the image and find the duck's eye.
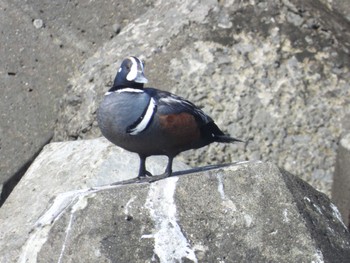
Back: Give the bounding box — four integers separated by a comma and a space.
127, 61, 135, 71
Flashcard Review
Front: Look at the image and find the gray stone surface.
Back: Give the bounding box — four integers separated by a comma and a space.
53, 0, 350, 197
0, 141, 349, 262
2, 0, 350, 205
0, 137, 189, 262
0, 0, 69, 193
332, 133, 350, 228
320, 0, 350, 22
0, 0, 155, 200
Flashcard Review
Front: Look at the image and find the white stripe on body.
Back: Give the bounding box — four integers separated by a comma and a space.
159, 96, 194, 109
105, 88, 144, 96
159, 95, 209, 121
129, 97, 157, 135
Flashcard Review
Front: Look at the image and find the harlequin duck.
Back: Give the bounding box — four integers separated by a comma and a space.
97, 56, 242, 178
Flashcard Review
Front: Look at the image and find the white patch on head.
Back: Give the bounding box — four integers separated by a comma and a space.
126, 57, 138, 81
118, 67, 122, 72
129, 98, 157, 135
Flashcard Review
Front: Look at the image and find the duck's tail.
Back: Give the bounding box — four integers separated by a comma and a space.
204, 122, 246, 144
215, 135, 244, 143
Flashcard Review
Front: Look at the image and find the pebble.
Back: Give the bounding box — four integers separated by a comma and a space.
112, 23, 121, 34
33, 19, 44, 29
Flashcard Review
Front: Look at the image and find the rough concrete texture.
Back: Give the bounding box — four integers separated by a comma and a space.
319, 0, 350, 22
332, 133, 350, 228
1, 149, 349, 262
0, 0, 155, 199
0, 137, 189, 262
53, 0, 350, 196
0, 0, 69, 191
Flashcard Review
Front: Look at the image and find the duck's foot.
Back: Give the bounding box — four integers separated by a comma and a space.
137, 170, 153, 178
137, 155, 153, 178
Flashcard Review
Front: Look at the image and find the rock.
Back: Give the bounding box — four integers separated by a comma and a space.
32, 18, 44, 29
0, 0, 71, 200
0, 137, 189, 262
0, 0, 156, 202
53, 0, 350, 197
332, 133, 350, 228
0, 139, 349, 262
319, 0, 350, 22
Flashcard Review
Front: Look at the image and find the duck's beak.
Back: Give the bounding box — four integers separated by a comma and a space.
134, 71, 148, 84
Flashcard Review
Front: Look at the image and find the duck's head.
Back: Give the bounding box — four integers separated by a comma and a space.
111, 56, 148, 90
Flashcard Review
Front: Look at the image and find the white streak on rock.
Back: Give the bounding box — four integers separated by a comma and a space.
124, 196, 136, 215
269, 230, 278, 235
283, 209, 290, 223
124, 196, 136, 221
35, 189, 86, 227
330, 203, 347, 229
217, 173, 237, 213
304, 196, 311, 202
143, 177, 198, 263
19, 190, 87, 263
313, 204, 323, 215
19, 184, 117, 263
217, 173, 226, 200
244, 214, 253, 228
311, 249, 324, 263
18, 224, 51, 263
57, 194, 91, 263
57, 209, 74, 263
